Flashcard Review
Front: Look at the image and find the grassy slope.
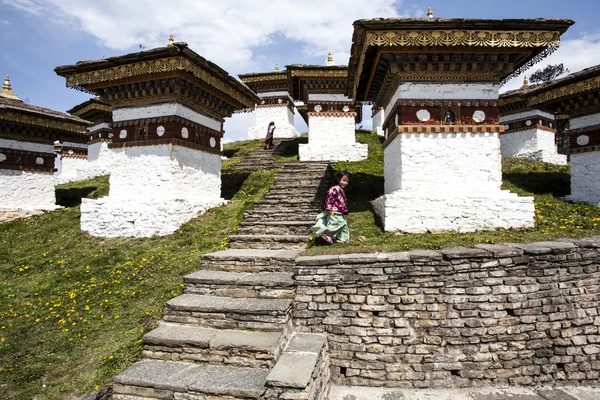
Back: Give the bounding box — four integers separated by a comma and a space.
0, 165, 276, 399
303, 133, 600, 255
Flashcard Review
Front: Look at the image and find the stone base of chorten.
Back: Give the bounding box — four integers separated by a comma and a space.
79, 143, 224, 237
298, 142, 368, 162
0, 170, 60, 214
372, 190, 535, 233
80, 196, 225, 238
564, 151, 600, 206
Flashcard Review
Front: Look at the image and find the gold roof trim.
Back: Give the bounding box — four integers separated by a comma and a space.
71, 102, 112, 116
240, 73, 288, 83
0, 110, 89, 134
528, 75, 600, 106
366, 29, 561, 48
64, 56, 256, 108
290, 69, 348, 78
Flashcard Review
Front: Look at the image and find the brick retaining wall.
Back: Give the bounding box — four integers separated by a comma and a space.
293, 238, 600, 388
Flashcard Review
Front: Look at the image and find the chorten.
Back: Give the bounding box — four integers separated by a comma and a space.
0, 75, 89, 218
287, 53, 367, 162
348, 16, 573, 232
239, 65, 300, 140
55, 40, 259, 237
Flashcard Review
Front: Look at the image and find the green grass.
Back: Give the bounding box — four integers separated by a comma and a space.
0, 168, 276, 399
303, 132, 600, 255
221, 139, 264, 169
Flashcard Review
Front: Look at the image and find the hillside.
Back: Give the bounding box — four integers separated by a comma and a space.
1, 133, 599, 399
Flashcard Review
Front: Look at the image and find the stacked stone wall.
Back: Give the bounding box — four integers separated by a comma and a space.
293, 239, 600, 388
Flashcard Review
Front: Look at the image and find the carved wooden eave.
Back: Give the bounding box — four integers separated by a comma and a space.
526, 65, 600, 109
55, 42, 260, 118
0, 96, 90, 135
347, 18, 574, 108
238, 71, 289, 94
285, 64, 350, 104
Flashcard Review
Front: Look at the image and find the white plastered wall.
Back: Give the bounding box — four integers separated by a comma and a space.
499, 110, 566, 165
0, 170, 59, 213
372, 82, 534, 232
55, 141, 120, 184
248, 104, 299, 140
564, 112, 600, 206
298, 114, 368, 162
372, 108, 385, 136
80, 144, 224, 237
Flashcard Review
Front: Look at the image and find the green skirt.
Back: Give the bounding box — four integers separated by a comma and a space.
312, 211, 350, 243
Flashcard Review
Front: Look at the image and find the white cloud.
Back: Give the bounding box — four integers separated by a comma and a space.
2, 0, 404, 74
1, 20, 10, 25
502, 34, 600, 93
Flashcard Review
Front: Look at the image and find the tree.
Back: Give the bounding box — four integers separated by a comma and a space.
529, 63, 570, 84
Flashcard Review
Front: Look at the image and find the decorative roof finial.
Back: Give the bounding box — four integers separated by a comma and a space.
427, 7, 434, 19
274, 64, 279, 72
168, 34, 175, 47
326, 52, 335, 66
0, 75, 20, 100
521, 75, 529, 89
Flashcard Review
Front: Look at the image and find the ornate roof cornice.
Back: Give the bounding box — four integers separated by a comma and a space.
0, 109, 89, 134
528, 75, 600, 106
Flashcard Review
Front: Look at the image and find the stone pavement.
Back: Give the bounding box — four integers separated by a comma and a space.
329, 385, 600, 400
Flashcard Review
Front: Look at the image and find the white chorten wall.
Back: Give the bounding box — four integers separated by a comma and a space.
0, 138, 59, 216
247, 92, 299, 140
81, 144, 224, 237
564, 112, 600, 206
299, 94, 368, 162
372, 82, 535, 233
499, 110, 566, 165
372, 107, 385, 136
0, 170, 59, 213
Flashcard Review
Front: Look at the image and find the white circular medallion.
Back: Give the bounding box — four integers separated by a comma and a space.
504, 124, 510, 131
525, 120, 532, 126
549, 122, 553, 128
416, 109, 430, 122
539, 119, 543, 125
472, 110, 486, 123
261, 100, 265, 105
210, 137, 217, 148
181, 127, 189, 139
277, 98, 283, 104
342, 105, 350, 112
108, 133, 114, 138
157, 126, 165, 137
36, 157, 44, 165
0, 153, 5, 162
68, 150, 74, 155
576, 135, 590, 146
314, 104, 322, 112
119, 129, 127, 139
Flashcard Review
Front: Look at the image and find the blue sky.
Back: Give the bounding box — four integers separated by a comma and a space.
1, 0, 600, 142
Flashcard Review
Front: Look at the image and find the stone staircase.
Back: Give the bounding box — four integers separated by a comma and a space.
112, 157, 333, 399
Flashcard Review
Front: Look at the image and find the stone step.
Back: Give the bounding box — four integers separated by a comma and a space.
113, 360, 269, 399
183, 270, 295, 299
270, 182, 330, 190
163, 294, 292, 331
228, 234, 309, 250
280, 162, 330, 169
264, 192, 325, 200
200, 249, 302, 273
142, 324, 288, 369
243, 210, 320, 223
237, 221, 313, 236
266, 333, 330, 399
274, 176, 329, 183
254, 199, 322, 207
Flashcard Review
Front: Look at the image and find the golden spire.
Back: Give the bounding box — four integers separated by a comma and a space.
274, 64, 279, 72
168, 34, 175, 47
427, 7, 434, 19
521, 75, 529, 89
326, 52, 335, 66
0, 75, 20, 100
